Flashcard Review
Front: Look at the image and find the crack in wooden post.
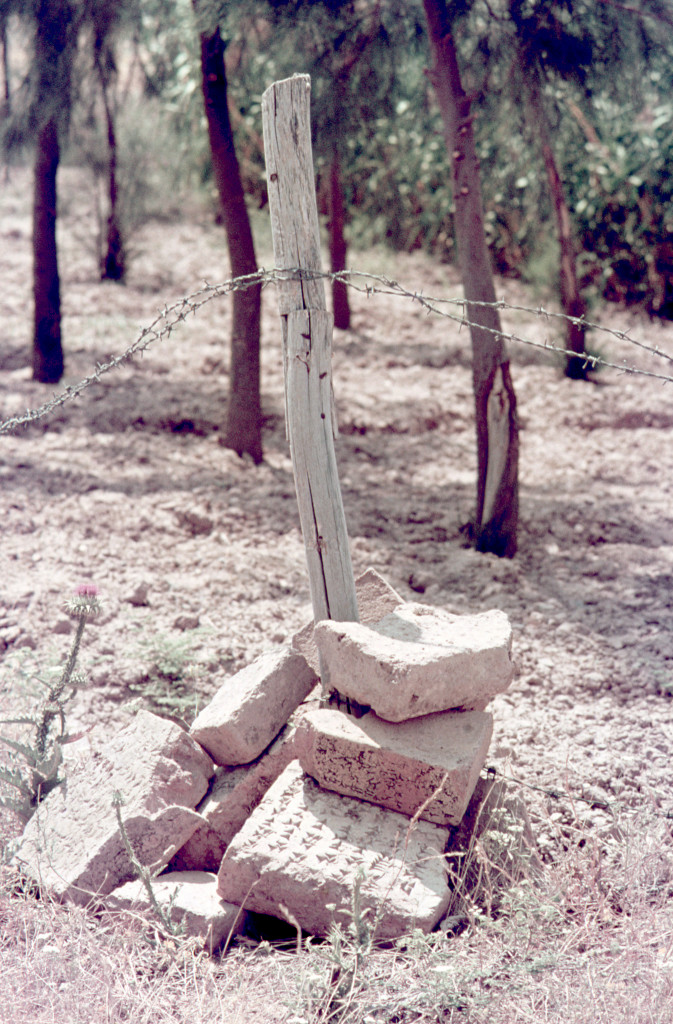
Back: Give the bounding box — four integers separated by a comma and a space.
262, 75, 359, 697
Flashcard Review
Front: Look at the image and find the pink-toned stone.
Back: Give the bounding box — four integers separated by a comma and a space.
171, 689, 323, 872
189, 647, 318, 766
169, 724, 299, 872
295, 707, 492, 826
12, 711, 214, 904
106, 871, 247, 952
217, 761, 450, 939
313, 603, 513, 721
293, 567, 403, 673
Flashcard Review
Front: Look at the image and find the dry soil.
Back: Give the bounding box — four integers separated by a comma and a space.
1, 165, 673, 864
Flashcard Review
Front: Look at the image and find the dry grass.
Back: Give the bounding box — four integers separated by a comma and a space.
2, 796, 672, 1024
0, 864, 287, 1024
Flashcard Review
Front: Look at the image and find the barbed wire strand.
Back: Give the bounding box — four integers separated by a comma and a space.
1, 266, 672, 437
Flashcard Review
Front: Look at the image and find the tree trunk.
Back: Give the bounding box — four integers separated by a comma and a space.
423, 0, 518, 556
32, 116, 64, 384
525, 70, 588, 379
1, 18, 10, 119
96, 52, 125, 281
198, 24, 262, 464
329, 150, 351, 330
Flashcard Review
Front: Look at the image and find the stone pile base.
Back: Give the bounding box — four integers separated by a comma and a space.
11, 569, 516, 948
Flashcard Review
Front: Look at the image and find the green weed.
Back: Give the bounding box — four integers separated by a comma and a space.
128, 627, 210, 722
0, 586, 100, 824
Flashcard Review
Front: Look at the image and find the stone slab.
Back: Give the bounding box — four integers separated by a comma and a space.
292, 567, 403, 674
295, 707, 492, 826
11, 711, 214, 904
313, 603, 513, 721
170, 690, 323, 872
106, 871, 247, 952
189, 647, 318, 765
217, 761, 450, 939
169, 723, 299, 872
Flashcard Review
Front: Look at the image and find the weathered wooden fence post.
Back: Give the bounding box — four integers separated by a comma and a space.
261, 75, 359, 639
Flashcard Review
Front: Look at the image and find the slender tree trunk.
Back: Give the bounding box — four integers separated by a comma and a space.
325, 14, 381, 333
525, 70, 588, 379
423, 0, 518, 556
329, 150, 350, 329
1, 19, 10, 119
32, 117, 64, 384
97, 57, 125, 281
198, 24, 262, 463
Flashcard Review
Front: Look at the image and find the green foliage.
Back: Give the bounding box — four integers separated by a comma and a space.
68, 93, 191, 264
0, 587, 100, 824
7, 0, 673, 315
136, 0, 207, 172
566, 85, 673, 313
224, 0, 673, 317
0, 0, 77, 149
128, 627, 209, 721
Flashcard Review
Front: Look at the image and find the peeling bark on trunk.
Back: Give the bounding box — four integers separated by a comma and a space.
422, 0, 518, 556
198, 23, 262, 464
525, 71, 588, 379
329, 151, 350, 330
32, 116, 64, 384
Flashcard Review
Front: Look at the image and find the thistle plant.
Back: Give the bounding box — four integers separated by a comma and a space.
112, 790, 185, 940
0, 584, 101, 823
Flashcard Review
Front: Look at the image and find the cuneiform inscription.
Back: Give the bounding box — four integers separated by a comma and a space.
217, 761, 450, 938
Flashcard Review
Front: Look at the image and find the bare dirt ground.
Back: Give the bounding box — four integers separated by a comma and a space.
1, 165, 673, 1020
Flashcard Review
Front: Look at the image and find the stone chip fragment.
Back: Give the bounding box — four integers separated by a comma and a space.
293, 567, 403, 674
190, 647, 318, 765
106, 871, 247, 952
169, 724, 299, 872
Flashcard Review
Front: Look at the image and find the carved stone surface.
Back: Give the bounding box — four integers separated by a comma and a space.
217, 761, 450, 939
295, 707, 493, 826
169, 724, 299, 872
293, 567, 403, 674
11, 710, 214, 904
313, 604, 513, 721
106, 871, 247, 952
189, 647, 318, 765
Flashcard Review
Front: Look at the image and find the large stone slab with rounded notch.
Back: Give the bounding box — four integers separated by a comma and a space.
216, 761, 450, 939
295, 707, 493, 826
11, 711, 214, 904
292, 567, 403, 674
189, 647, 318, 766
313, 604, 513, 721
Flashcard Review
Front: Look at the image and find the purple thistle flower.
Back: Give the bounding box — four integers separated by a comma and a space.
66, 583, 102, 619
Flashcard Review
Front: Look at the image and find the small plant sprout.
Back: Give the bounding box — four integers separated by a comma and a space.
0, 584, 101, 823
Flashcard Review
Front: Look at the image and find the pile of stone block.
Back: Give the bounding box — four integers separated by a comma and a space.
10, 569, 513, 951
